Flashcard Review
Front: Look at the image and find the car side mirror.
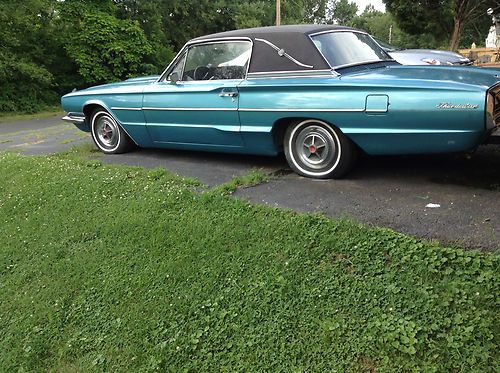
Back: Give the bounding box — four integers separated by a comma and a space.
169, 72, 180, 84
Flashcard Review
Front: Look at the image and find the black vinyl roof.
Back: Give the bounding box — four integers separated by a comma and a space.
189, 25, 358, 73
190, 25, 356, 41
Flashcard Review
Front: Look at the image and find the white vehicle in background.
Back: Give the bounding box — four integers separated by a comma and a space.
374, 38, 472, 66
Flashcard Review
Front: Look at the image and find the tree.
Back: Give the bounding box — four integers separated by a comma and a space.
0, 0, 58, 112
349, 5, 442, 49
383, 0, 499, 51
0, 0, 338, 113
65, 12, 153, 83
327, 0, 358, 24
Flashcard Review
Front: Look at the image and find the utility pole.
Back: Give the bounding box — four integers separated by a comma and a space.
389, 25, 393, 44
276, 0, 281, 26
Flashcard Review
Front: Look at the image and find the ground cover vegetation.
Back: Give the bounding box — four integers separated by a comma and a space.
0, 149, 498, 372
1, 0, 496, 114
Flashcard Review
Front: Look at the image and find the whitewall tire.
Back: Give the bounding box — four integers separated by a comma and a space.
90, 109, 134, 154
284, 119, 357, 179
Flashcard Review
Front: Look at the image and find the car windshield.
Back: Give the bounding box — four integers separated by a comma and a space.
373, 37, 400, 52
311, 31, 392, 68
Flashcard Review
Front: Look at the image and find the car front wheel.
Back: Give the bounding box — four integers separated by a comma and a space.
284, 119, 357, 179
90, 109, 134, 154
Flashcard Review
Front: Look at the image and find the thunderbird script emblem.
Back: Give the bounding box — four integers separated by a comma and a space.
436, 103, 479, 109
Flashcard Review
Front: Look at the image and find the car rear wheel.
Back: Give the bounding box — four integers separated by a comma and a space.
90, 109, 134, 154
284, 119, 357, 179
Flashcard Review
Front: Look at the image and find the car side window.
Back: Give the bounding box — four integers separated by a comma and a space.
169, 51, 186, 80
182, 41, 251, 81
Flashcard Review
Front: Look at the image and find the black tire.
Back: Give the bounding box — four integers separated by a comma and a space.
90, 109, 135, 154
284, 119, 357, 179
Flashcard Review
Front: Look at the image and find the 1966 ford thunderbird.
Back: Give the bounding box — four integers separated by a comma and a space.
61, 25, 500, 179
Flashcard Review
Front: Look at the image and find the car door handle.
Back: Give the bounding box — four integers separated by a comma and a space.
219, 92, 238, 97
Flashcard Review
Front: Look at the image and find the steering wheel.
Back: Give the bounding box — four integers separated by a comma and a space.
194, 66, 210, 80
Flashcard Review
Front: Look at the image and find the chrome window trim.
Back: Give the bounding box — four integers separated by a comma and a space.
308, 29, 370, 37
170, 79, 245, 86
186, 36, 254, 45
254, 38, 314, 69
157, 46, 188, 83
247, 75, 336, 80
158, 37, 253, 83
308, 30, 395, 71
333, 59, 393, 70
247, 69, 338, 79
248, 69, 332, 75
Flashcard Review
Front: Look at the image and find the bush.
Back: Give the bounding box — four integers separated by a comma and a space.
65, 12, 154, 84
0, 53, 57, 113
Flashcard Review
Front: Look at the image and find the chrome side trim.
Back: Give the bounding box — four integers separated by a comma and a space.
343, 128, 475, 134
240, 125, 272, 133
143, 107, 237, 112
153, 140, 242, 148
112, 107, 365, 113
239, 108, 364, 112
254, 38, 314, 69
111, 107, 143, 111
148, 123, 239, 131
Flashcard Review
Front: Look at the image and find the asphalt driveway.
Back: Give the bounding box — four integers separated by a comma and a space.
1, 114, 499, 250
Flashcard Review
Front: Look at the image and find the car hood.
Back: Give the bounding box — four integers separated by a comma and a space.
64, 75, 160, 97
340, 65, 500, 91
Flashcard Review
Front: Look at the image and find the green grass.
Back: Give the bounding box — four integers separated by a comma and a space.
0, 107, 64, 123
0, 151, 498, 372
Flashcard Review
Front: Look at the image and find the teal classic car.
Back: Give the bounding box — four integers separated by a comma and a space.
61, 25, 500, 178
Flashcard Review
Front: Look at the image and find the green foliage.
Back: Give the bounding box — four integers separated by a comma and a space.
0, 0, 59, 112
0, 0, 495, 114
0, 151, 498, 372
212, 169, 270, 195
0, 53, 56, 113
328, 0, 358, 24
382, 0, 499, 50
349, 6, 444, 49
65, 12, 153, 83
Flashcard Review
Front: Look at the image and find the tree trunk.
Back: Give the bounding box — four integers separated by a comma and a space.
448, 17, 462, 51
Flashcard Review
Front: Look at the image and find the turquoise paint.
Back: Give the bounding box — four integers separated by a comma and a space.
142, 79, 244, 147
61, 65, 500, 156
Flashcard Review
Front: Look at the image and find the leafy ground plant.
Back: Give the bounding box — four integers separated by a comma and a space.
0, 151, 498, 372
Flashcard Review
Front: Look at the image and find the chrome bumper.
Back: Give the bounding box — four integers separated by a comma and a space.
62, 113, 86, 125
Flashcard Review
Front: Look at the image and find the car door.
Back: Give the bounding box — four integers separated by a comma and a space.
142, 40, 251, 148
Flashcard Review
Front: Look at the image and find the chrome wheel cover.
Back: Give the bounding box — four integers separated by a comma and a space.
94, 114, 119, 149
295, 125, 337, 170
